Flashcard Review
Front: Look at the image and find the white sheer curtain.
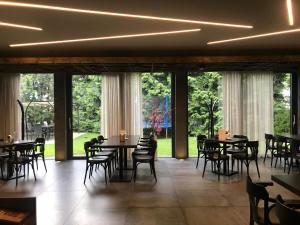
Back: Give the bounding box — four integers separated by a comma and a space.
123, 73, 143, 136
222, 71, 274, 155
101, 73, 121, 138
242, 72, 274, 154
222, 72, 243, 135
0, 73, 21, 140
101, 73, 142, 139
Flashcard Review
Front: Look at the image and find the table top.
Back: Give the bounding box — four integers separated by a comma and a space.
99, 135, 140, 148
207, 137, 247, 144
281, 134, 300, 141
271, 174, 300, 196
0, 140, 34, 148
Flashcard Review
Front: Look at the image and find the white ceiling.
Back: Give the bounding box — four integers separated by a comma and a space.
0, 0, 300, 56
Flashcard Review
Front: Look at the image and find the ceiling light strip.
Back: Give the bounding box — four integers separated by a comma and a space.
10, 29, 201, 47
0, 21, 42, 30
207, 28, 300, 45
0, 1, 253, 29
287, 0, 294, 26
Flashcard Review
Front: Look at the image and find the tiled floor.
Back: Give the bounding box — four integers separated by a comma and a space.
0, 158, 299, 225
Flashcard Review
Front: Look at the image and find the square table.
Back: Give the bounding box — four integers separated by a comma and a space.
99, 135, 139, 182
271, 174, 300, 196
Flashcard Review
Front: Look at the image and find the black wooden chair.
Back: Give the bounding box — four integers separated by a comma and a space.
97, 136, 118, 169
195, 134, 207, 168
32, 137, 47, 172
202, 139, 229, 181
276, 195, 300, 225
0, 147, 9, 179
227, 134, 248, 172
272, 136, 291, 172
7, 144, 37, 186
264, 134, 275, 163
246, 176, 279, 225
232, 141, 260, 177
288, 139, 300, 174
132, 139, 157, 182
83, 141, 111, 184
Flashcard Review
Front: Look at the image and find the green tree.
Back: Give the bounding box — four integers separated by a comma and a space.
273, 73, 290, 134
72, 75, 102, 133
188, 72, 223, 137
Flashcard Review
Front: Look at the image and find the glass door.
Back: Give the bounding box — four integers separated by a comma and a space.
72, 75, 102, 157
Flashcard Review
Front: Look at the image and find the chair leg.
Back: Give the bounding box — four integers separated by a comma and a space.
217, 160, 220, 181
202, 160, 207, 178
83, 164, 89, 184
31, 163, 36, 181
104, 166, 107, 184
288, 158, 293, 174
275, 157, 278, 168
42, 155, 47, 172
255, 159, 260, 178
196, 151, 200, 168
133, 162, 137, 182
263, 149, 268, 163
151, 161, 157, 182
16, 164, 18, 186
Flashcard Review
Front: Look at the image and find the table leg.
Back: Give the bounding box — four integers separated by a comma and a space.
119, 147, 123, 179
124, 147, 128, 169
223, 143, 227, 174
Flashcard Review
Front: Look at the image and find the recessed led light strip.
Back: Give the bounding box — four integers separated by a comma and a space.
287, 0, 294, 26
0, 21, 42, 30
10, 28, 201, 47
207, 28, 300, 45
0, 1, 253, 29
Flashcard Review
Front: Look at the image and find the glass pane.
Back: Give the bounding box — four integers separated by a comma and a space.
188, 72, 223, 157
274, 73, 291, 134
20, 73, 55, 158
72, 75, 102, 156
141, 72, 172, 157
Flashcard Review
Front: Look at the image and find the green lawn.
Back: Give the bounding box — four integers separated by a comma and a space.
44, 134, 198, 158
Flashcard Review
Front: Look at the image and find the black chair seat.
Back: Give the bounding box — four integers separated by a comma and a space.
227, 148, 243, 154
210, 154, 229, 161
0, 152, 9, 158
8, 156, 31, 164
95, 151, 113, 157
133, 150, 149, 155
133, 155, 152, 161
89, 156, 110, 162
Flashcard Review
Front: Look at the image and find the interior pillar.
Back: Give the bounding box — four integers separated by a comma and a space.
54, 72, 71, 161
173, 72, 188, 159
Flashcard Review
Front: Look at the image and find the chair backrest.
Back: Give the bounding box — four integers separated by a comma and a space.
148, 139, 157, 157
233, 134, 248, 139
84, 141, 93, 158
97, 135, 105, 143
265, 133, 274, 148
289, 139, 300, 157
274, 135, 289, 153
247, 141, 259, 158
196, 135, 207, 151
276, 195, 300, 225
35, 137, 45, 153
246, 176, 270, 225
15, 143, 35, 156
203, 139, 221, 156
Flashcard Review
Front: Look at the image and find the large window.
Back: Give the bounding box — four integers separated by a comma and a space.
20, 73, 55, 158
141, 72, 172, 157
72, 75, 102, 156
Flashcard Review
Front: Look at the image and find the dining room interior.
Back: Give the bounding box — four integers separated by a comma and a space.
1, 0, 300, 225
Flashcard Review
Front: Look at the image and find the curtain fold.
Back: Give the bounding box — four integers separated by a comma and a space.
242, 72, 274, 154
101, 73, 121, 138
222, 71, 274, 155
101, 73, 142, 139
222, 72, 243, 135
0, 73, 21, 140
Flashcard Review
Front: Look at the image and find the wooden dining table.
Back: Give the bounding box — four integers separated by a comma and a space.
99, 135, 139, 182
207, 137, 247, 175
271, 174, 300, 196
